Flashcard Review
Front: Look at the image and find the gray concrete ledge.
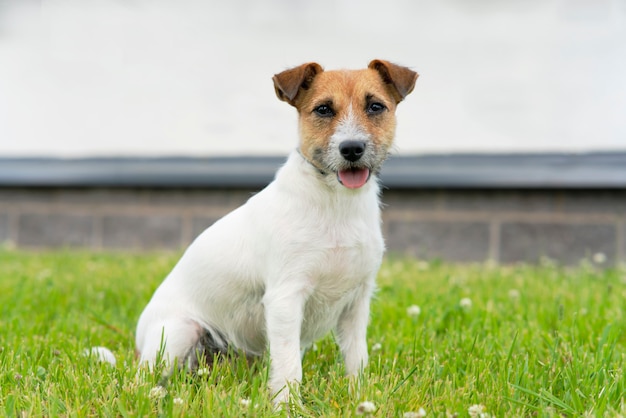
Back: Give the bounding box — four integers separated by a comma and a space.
2, 152, 625, 264
1, 152, 625, 189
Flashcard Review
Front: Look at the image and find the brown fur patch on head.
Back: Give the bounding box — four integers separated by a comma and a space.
296, 69, 401, 166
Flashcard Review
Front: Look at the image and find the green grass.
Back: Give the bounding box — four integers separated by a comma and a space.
0, 250, 625, 417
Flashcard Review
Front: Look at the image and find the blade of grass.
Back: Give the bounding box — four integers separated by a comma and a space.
510, 383, 576, 415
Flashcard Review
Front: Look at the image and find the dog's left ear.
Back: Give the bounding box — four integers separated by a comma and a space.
273, 62, 324, 106
368, 59, 418, 104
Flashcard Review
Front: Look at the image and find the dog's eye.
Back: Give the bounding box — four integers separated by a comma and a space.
366, 102, 386, 115
313, 104, 334, 118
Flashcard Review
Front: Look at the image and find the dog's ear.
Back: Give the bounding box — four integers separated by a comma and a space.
273, 62, 323, 106
368, 59, 418, 104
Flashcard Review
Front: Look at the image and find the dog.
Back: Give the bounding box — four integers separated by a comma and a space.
135, 59, 418, 405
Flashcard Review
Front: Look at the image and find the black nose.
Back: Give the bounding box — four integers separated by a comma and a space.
339, 140, 366, 162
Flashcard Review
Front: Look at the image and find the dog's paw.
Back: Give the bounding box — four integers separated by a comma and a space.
271, 388, 290, 410
271, 382, 303, 412
83, 346, 116, 366
347, 373, 365, 398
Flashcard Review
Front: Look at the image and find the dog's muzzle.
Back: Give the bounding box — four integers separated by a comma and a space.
339, 140, 366, 163
337, 140, 371, 189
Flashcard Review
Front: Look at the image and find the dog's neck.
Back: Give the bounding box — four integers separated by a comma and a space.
296, 148, 327, 176
268, 152, 381, 229
278, 151, 380, 200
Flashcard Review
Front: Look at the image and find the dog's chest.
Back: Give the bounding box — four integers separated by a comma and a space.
297, 227, 382, 344
309, 212, 382, 281
320, 230, 380, 278
294, 189, 383, 297
309, 246, 374, 305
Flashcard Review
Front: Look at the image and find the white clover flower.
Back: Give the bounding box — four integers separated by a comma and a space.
239, 398, 251, 408
407, 305, 422, 317
508, 289, 520, 300
356, 401, 377, 415
173, 397, 184, 406
468, 404, 488, 417
460, 297, 472, 310
593, 252, 607, 264
196, 367, 209, 376
371, 342, 382, 352
149, 385, 167, 400
404, 407, 427, 417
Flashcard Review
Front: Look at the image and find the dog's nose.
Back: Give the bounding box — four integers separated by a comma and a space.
339, 140, 366, 162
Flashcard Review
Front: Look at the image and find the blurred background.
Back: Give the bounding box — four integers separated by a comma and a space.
1, 0, 625, 157
1, 0, 625, 264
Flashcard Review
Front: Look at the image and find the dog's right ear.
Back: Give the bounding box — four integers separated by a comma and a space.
368, 59, 418, 104
273, 63, 323, 106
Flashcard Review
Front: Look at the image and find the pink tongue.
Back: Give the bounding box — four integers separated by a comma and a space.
338, 168, 370, 189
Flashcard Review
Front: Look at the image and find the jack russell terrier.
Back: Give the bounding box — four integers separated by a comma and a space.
135, 59, 418, 405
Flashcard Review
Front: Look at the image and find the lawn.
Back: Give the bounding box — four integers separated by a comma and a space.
0, 250, 624, 417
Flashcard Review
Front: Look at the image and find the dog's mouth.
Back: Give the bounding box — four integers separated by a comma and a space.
337, 167, 371, 189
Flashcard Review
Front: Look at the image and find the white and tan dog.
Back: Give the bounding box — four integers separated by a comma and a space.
135, 59, 418, 404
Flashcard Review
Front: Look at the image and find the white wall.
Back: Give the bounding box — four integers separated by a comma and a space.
0, 0, 625, 157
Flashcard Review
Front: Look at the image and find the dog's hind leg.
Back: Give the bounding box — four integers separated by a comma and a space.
137, 317, 205, 370
184, 328, 229, 370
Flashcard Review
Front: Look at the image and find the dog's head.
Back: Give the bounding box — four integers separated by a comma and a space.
273, 60, 418, 189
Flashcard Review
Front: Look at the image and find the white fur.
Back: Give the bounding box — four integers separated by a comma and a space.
136, 150, 384, 404
84, 346, 116, 366
327, 105, 376, 173
332, 105, 370, 144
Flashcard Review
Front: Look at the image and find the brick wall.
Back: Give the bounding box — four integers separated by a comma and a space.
382, 190, 624, 265
1, 187, 624, 265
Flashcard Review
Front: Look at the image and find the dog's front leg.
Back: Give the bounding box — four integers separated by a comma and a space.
263, 282, 308, 406
336, 283, 374, 377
